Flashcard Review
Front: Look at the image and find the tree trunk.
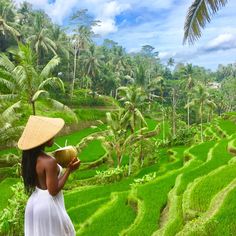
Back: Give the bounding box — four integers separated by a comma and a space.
117, 147, 121, 168
67, 49, 70, 82
139, 114, 144, 165
172, 89, 176, 137
200, 104, 203, 142
128, 156, 132, 175
32, 101, 36, 115
162, 107, 165, 142
187, 96, 190, 128
71, 46, 77, 98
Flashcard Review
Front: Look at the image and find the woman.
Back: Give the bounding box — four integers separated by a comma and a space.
18, 115, 80, 236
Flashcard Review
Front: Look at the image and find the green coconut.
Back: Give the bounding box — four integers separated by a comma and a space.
53, 145, 78, 168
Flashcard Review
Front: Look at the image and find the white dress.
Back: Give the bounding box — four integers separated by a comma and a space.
24, 164, 75, 236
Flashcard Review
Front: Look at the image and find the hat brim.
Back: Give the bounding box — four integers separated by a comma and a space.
17, 116, 65, 150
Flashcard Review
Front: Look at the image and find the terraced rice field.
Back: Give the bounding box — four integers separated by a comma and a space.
63, 118, 236, 236
0, 117, 236, 235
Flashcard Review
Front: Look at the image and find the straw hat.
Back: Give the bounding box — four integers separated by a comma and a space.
18, 115, 65, 150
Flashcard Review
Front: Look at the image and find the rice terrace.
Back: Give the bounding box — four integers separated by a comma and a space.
0, 0, 236, 235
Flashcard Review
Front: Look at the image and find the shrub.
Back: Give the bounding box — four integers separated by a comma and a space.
131, 172, 157, 187
94, 166, 129, 184
169, 125, 197, 146
0, 182, 27, 236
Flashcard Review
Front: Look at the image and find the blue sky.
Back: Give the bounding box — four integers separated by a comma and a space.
14, 0, 236, 70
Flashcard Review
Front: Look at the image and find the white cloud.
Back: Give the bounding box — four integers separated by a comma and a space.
206, 33, 236, 49
92, 1, 130, 35
159, 51, 176, 60
15, 0, 130, 35
47, 0, 78, 24
92, 19, 117, 35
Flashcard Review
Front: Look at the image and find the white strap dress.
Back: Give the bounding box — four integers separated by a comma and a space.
24, 164, 75, 236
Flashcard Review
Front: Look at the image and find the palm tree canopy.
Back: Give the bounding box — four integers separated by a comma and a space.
183, 0, 228, 44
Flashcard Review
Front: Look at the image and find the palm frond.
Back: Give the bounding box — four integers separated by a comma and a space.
2, 101, 21, 119
183, 0, 228, 44
0, 53, 15, 72
38, 77, 64, 92
40, 56, 60, 78
134, 108, 147, 127
13, 66, 27, 87
32, 90, 48, 102
0, 93, 18, 101
0, 78, 15, 91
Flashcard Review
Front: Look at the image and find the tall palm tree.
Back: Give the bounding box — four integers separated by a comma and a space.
0, 1, 20, 41
148, 76, 166, 142
0, 44, 64, 115
185, 83, 216, 142
167, 57, 175, 68
71, 25, 92, 97
184, 0, 228, 44
117, 86, 147, 134
117, 85, 148, 164
83, 44, 103, 98
181, 64, 195, 128
27, 13, 57, 65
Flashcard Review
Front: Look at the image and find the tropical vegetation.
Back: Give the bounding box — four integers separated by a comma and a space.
0, 0, 236, 235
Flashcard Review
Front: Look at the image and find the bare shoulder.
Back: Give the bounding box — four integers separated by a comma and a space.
38, 153, 57, 170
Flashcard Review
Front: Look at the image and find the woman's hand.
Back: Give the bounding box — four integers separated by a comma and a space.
67, 157, 81, 173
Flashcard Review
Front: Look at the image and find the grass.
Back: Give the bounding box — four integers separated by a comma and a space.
127, 147, 192, 236
154, 142, 216, 236
0, 167, 17, 181
77, 192, 136, 236
217, 120, 236, 136
204, 186, 236, 235
74, 108, 107, 121
71, 164, 108, 180
177, 140, 231, 195
67, 197, 109, 227
185, 161, 236, 215
0, 178, 19, 211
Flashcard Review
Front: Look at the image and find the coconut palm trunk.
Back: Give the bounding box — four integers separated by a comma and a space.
200, 103, 203, 142
187, 96, 190, 128
32, 101, 36, 115
162, 98, 165, 142
71, 46, 77, 98
172, 88, 176, 137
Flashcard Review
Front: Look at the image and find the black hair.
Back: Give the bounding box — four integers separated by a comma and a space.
21, 144, 44, 194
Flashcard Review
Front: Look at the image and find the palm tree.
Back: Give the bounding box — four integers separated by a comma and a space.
0, 1, 20, 41
83, 44, 103, 98
167, 57, 175, 68
117, 86, 147, 133
148, 76, 166, 142
51, 25, 69, 59
0, 44, 64, 115
71, 25, 92, 97
117, 86, 148, 164
181, 64, 195, 128
184, 0, 228, 44
185, 83, 216, 142
88, 110, 158, 173
27, 13, 57, 65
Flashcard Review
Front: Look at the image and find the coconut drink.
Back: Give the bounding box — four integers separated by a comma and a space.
53, 145, 78, 168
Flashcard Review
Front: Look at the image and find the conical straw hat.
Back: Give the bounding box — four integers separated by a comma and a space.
18, 115, 65, 150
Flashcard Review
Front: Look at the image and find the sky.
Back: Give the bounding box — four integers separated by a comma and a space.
14, 0, 236, 71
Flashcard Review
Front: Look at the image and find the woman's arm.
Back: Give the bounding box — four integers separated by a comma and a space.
45, 158, 80, 196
